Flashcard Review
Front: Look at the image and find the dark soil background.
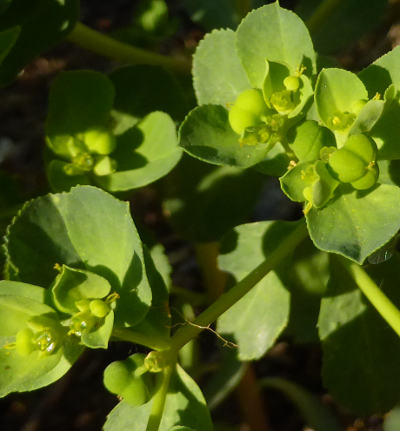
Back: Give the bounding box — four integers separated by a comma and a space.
0, 1, 399, 430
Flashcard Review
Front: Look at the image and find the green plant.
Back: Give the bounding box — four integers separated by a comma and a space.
0, 1, 400, 430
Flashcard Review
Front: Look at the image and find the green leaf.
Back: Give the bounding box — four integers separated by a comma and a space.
132, 244, 171, 341
358, 46, 400, 97
51, 265, 111, 314
179, 105, 272, 168
315, 68, 368, 130
284, 238, 328, 343
0, 26, 19, 65
236, 2, 316, 88
4, 186, 152, 327
369, 96, 400, 160
217, 221, 300, 360
0, 283, 83, 397
163, 155, 264, 242
318, 257, 400, 414
95, 111, 182, 192
349, 99, 385, 135
260, 377, 342, 431
193, 29, 250, 106
104, 366, 212, 431
110, 65, 188, 122
0, 0, 79, 85
280, 161, 314, 203
46, 70, 115, 144
306, 184, 400, 263
81, 310, 114, 349
203, 348, 246, 410
288, 120, 336, 162
0, 280, 46, 302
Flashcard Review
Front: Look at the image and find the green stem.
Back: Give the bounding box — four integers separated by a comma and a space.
66, 22, 191, 75
168, 220, 308, 352
146, 364, 174, 431
341, 259, 400, 337
111, 327, 170, 351
306, 0, 344, 35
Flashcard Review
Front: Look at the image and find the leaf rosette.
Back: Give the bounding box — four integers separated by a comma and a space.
179, 2, 400, 264
45, 68, 183, 193
179, 2, 316, 172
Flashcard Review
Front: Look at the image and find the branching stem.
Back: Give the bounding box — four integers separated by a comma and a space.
66, 22, 191, 75
111, 327, 170, 351
341, 259, 400, 337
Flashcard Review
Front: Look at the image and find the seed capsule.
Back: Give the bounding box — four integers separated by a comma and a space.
89, 299, 111, 318
120, 378, 150, 406
283, 75, 300, 91
343, 134, 376, 164
103, 361, 131, 394
228, 89, 269, 135
351, 164, 379, 190
328, 149, 367, 183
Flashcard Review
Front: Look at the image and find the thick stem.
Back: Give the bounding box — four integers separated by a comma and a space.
66, 22, 191, 75
146, 365, 174, 431
168, 220, 308, 352
306, 0, 344, 35
341, 259, 400, 337
111, 327, 170, 351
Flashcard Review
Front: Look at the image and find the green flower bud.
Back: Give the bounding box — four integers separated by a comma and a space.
93, 156, 117, 176
15, 328, 35, 356
89, 299, 111, 318
351, 164, 379, 190
228, 89, 268, 135
82, 128, 117, 155
283, 75, 300, 91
